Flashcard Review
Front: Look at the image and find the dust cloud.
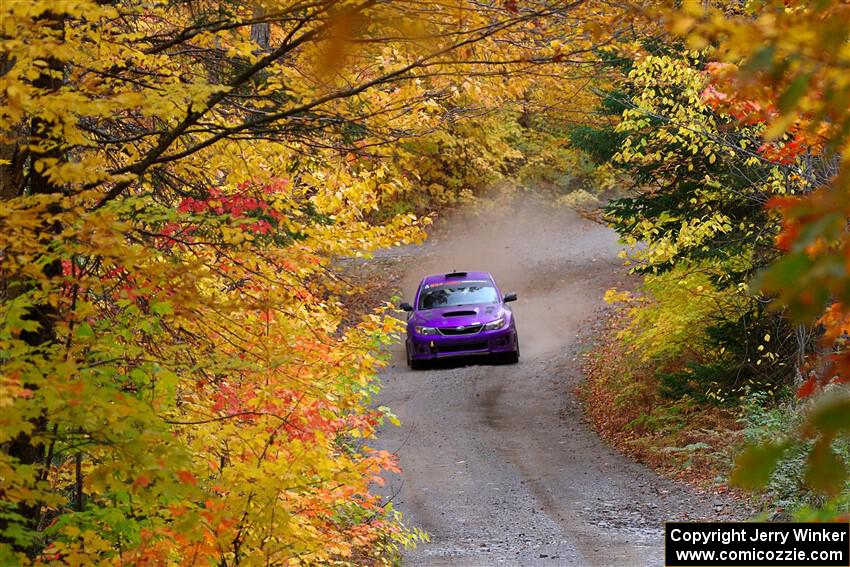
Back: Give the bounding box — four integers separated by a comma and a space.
399, 194, 624, 358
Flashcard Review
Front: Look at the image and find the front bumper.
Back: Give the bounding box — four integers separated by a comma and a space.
407, 327, 518, 360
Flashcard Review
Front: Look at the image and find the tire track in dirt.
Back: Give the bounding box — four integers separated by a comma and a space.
376, 197, 746, 566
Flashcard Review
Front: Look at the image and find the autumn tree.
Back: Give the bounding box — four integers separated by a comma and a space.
0, 0, 629, 563
601, 0, 850, 507
573, 47, 821, 402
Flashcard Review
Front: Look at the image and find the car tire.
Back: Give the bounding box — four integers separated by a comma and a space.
407, 345, 427, 370
503, 339, 520, 364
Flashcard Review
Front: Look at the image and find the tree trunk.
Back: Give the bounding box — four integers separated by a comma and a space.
0, 137, 24, 199
250, 5, 271, 52
0, 54, 24, 200
1, 9, 65, 552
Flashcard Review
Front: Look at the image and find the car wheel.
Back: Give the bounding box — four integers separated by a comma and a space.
407, 345, 427, 370
504, 339, 520, 364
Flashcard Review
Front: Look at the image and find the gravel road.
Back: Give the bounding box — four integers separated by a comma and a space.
376, 198, 746, 566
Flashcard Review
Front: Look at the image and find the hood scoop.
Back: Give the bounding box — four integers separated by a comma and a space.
442, 310, 477, 317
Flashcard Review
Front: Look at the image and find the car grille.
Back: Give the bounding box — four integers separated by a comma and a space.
438, 324, 483, 336
438, 341, 488, 353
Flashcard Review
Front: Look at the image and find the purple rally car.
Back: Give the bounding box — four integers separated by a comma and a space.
400, 271, 519, 369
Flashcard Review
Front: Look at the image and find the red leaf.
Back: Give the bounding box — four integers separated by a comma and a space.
177, 470, 197, 486
797, 375, 818, 398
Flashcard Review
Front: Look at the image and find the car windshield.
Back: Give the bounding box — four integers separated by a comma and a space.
418, 281, 498, 309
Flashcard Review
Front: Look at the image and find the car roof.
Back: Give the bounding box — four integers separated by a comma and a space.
420, 271, 495, 287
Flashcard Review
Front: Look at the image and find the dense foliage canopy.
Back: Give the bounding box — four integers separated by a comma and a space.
0, 0, 627, 563
4, 0, 850, 563
588, 0, 850, 510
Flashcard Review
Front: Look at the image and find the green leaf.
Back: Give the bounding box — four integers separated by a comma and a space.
153, 368, 180, 405
756, 252, 811, 292
75, 322, 94, 339
810, 398, 850, 434
129, 368, 147, 384
778, 73, 811, 113
731, 440, 788, 490
742, 46, 775, 73
151, 301, 173, 316
805, 441, 846, 496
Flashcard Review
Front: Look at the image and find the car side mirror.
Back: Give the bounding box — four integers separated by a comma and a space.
503, 293, 517, 303
399, 302, 414, 312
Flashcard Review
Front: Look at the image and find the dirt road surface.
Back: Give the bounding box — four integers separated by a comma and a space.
376, 198, 744, 566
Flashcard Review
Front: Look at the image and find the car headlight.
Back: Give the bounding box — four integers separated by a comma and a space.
415, 326, 438, 335
483, 317, 506, 331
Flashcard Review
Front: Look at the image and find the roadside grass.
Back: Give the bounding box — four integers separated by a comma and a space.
578, 308, 745, 493
739, 393, 850, 519
580, 307, 850, 520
